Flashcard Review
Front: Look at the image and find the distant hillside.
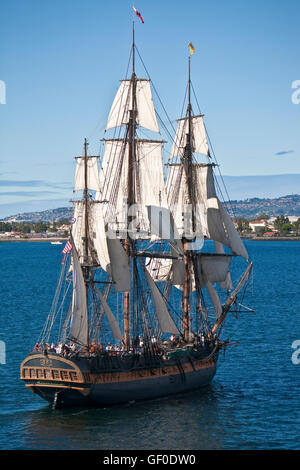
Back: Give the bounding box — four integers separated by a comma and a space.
2, 173, 300, 219
227, 194, 300, 219
1, 207, 73, 223
2, 194, 300, 222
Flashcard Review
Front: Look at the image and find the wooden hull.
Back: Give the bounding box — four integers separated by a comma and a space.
20, 350, 218, 408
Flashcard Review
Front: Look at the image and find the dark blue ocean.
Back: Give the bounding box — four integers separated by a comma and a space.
0, 240, 299, 450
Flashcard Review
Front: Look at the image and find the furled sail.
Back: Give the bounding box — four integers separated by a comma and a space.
95, 287, 122, 341
142, 262, 180, 335
69, 244, 88, 345
74, 157, 100, 192
170, 115, 209, 158
106, 79, 159, 133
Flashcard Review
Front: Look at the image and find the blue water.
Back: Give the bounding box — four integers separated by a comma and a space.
0, 241, 299, 450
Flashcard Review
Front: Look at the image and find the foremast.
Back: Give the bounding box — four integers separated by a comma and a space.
69, 138, 102, 349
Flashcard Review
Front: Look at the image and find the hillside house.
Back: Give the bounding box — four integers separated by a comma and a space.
249, 220, 267, 232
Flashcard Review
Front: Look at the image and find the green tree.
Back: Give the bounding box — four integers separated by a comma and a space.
34, 221, 49, 233
57, 218, 71, 225
236, 218, 251, 233
273, 216, 290, 232
48, 222, 58, 233
292, 218, 300, 234
281, 223, 292, 234
19, 223, 31, 233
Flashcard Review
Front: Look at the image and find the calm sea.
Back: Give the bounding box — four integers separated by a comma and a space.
0, 240, 299, 450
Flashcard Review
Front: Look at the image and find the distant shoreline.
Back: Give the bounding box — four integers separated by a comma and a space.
1, 236, 300, 243
241, 236, 300, 241
0, 238, 67, 242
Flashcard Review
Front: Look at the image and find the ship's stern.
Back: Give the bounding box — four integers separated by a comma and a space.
20, 353, 91, 407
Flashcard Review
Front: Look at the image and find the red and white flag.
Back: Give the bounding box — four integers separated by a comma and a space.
62, 240, 73, 254
133, 5, 144, 23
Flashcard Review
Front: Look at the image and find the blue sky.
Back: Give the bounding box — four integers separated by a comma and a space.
1, 0, 300, 218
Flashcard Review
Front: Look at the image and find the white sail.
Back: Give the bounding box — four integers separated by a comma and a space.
142, 263, 180, 335
71, 201, 110, 269
197, 254, 232, 284
146, 257, 173, 282
106, 237, 130, 292
90, 204, 111, 271
106, 79, 159, 133
146, 205, 183, 246
219, 203, 249, 260
166, 164, 187, 237
214, 241, 233, 290
137, 141, 168, 208
166, 163, 224, 241
69, 244, 88, 345
98, 140, 128, 231
206, 281, 223, 319
166, 163, 248, 260
145, 205, 185, 284
193, 116, 209, 156
74, 157, 100, 192
95, 287, 122, 341
195, 165, 248, 259
99, 140, 168, 234
194, 165, 228, 244
71, 201, 85, 261
145, 255, 185, 286
170, 115, 209, 158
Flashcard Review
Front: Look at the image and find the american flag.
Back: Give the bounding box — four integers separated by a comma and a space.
62, 240, 73, 254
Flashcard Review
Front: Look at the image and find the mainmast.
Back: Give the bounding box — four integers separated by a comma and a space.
83, 138, 89, 264
83, 137, 90, 347
123, 22, 137, 349
182, 54, 194, 342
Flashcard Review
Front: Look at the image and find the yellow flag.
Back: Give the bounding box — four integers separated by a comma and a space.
188, 42, 195, 55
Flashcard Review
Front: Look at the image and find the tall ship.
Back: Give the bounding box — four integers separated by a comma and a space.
20, 26, 253, 408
